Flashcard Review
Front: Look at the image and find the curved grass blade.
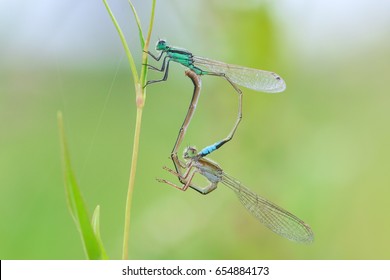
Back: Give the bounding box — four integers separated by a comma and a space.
91, 205, 108, 257
103, 0, 139, 84
128, 0, 145, 49
58, 111, 108, 259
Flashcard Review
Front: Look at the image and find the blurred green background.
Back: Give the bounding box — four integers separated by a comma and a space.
1, 0, 390, 259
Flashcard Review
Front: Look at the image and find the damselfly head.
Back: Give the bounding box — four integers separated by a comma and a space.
156, 39, 167, 51
183, 146, 198, 159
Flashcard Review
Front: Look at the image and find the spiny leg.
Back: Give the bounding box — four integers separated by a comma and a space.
158, 166, 218, 195
156, 175, 194, 192
157, 165, 197, 192
145, 59, 172, 87
170, 154, 188, 186
162, 164, 194, 181
144, 50, 164, 61
145, 55, 169, 72
142, 51, 165, 73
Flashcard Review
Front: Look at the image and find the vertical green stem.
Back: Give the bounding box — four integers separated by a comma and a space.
122, 84, 144, 259
104, 0, 155, 259
121, 0, 156, 259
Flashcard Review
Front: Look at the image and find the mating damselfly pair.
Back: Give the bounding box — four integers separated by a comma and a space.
146, 40, 314, 243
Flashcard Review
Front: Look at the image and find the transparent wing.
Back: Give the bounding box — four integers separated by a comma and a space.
221, 172, 314, 243
193, 56, 286, 93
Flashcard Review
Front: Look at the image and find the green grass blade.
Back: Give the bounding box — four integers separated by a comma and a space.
128, 0, 145, 49
140, 0, 156, 88
91, 205, 102, 238
92, 205, 109, 258
103, 0, 139, 84
58, 111, 108, 260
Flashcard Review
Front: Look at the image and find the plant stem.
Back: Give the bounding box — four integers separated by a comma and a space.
122, 84, 144, 259
103, 0, 155, 259
121, 0, 156, 260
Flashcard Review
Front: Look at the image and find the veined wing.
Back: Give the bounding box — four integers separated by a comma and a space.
221, 172, 314, 243
193, 56, 286, 93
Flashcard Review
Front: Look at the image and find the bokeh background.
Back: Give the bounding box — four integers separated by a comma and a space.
1, 0, 390, 259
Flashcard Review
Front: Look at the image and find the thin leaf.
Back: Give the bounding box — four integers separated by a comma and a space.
128, 0, 145, 49
91, 205, 101, 238
103, 0, 139, 84
140, 0, 156, 88
91, 205, 108, 257
58, 111, 108, 260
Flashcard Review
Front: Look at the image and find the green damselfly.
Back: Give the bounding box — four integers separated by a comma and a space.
158, 146, 314, 243
146, 39, 286, 93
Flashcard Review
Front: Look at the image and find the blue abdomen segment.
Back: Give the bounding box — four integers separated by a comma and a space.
199, 141, 224, 157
